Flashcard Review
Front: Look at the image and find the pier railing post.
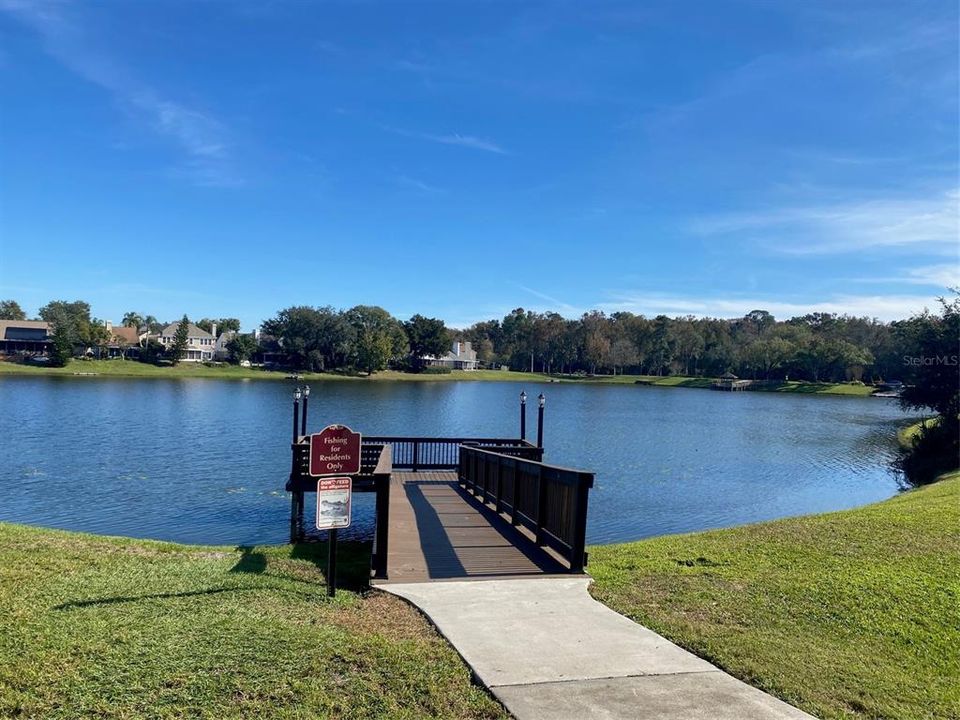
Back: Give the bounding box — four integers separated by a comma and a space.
520, 390, 527, 441
289, 387, 301, 544
537, 393, 545, 449
535, 466, 546, 545
373, 475, 390, 580
569, 475, 590, 574
300, 385, 310, 436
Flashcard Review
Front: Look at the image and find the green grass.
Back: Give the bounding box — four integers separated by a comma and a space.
897, 417, 941, 450
588, 471, 960, 720
751, 379, 877, 396
0, 359, 879, 396
0, 525, 506, 719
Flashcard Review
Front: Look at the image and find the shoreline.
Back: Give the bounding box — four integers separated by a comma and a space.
2, 470, 955, 718
0, 359, 881, 396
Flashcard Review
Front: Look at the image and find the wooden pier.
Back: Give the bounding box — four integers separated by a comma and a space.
286, 397, 595, 584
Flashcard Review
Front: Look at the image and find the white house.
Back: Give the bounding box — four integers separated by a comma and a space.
155, 321, 216, 362
214, 330, 237, 361
428, 340, 479, 371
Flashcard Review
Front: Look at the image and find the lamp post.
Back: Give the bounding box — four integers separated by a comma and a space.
537, 393, 545, 449
520, 390, 527, 441
290, 386, 302, 544
301, 385, 310, 437
293, 387, 302, 443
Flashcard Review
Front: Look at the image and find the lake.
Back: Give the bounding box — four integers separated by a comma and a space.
0, 377, 912, 546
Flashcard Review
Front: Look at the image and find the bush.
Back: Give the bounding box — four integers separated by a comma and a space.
897, 420, 960, 486
421, 366, 452, 375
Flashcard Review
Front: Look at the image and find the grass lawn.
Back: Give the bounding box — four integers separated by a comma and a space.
0, 360, 878, 396
0, 525, 505, 719
588, 471, 960, 720
897, 417, 941, 450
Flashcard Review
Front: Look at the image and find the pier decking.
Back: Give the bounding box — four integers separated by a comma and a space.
378, 471, 566, 584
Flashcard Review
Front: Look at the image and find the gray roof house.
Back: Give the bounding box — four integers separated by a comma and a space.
155, 322, 216, 362
428, 340, 479, 371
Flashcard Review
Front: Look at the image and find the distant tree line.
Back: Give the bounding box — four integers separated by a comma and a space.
459, 307, 917, 383
4, 295, 956, 484
2, 297, 952, 384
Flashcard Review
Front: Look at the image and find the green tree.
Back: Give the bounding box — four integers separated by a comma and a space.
170, 315, 191, 365
345, 305, 408, 374
48, 310, 75, 367
122, 312, 143, 328
0, 300, 26, 320
226, 334, 258, 363
262, 306, 353, 371
404, 315, 450, 370
139, 338, 166, 365
197, 318, 241, 335
897, 296, 960, 484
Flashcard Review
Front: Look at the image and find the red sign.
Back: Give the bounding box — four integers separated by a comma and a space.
316, 477, 352, 530
309, 424, 362, 477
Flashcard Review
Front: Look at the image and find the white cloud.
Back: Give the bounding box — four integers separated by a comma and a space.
383, 125, 508, 155
852, 263, 960, 289
691, 189, 959, 255
597, 292, 937, 322
396, 175, 445, 194
1, 0, 240, 187
426, 133, 507, 155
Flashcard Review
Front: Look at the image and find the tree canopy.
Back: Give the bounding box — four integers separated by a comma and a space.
0, 300, 26, 321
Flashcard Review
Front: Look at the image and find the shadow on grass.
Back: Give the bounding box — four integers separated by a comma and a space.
54, 586, 259, 610
229, 542, 372, 592
53, 542, 373, 610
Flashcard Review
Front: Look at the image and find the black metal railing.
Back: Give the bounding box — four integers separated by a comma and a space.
366, 436, 542, 470
458, 446, 593, 573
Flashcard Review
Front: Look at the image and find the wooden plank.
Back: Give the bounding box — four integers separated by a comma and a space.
375, 471, 566, 584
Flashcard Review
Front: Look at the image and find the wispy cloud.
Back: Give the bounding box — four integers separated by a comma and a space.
851, 263, 960, 289
396, 175, 445, 194
383, 125, 508, 155
1, 0, 240, 187
691, 188, 959, 255
516, 284, 581, 315
598, 292, 937, 322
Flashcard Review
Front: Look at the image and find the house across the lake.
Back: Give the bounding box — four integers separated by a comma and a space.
105, 323, 143, 358
0, 320, 52, 357
153, 322, 216, 362
428, 340, 479, 371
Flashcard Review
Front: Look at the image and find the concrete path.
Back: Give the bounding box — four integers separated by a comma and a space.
381, 577, 816, 720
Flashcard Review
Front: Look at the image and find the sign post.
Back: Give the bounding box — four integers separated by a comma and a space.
309, 425, 362, 597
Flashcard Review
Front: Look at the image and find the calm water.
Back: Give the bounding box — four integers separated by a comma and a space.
0, 377, 912, 546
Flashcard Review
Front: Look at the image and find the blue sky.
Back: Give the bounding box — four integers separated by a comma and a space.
1, 0, 957, 330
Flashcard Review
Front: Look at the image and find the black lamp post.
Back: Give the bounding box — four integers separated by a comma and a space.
292, 387, 302, 443
520, 390, 527, 441
301, 384, 310, 437
537, 393, 545, 449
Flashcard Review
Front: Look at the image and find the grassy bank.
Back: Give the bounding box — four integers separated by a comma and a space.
897, 417, 941, 450
0, 359, 878, 395
0, 525, 505, 719
588, 471, 960, 720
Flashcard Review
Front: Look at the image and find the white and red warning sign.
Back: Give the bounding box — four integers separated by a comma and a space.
316, 476, 352, 530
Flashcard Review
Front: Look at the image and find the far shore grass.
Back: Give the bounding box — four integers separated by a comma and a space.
0, 526, 505, 719
0, 359, 879, 396
588, 470, 960, 720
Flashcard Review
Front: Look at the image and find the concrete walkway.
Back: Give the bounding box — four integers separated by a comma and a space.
381, 577, 816, 720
